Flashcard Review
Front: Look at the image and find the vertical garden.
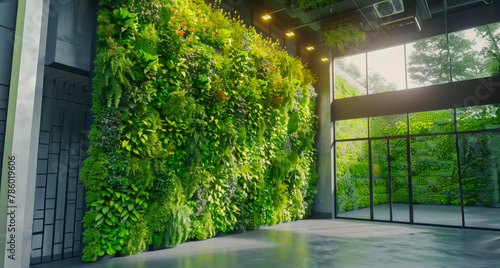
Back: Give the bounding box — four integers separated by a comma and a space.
80, 0, 318, 262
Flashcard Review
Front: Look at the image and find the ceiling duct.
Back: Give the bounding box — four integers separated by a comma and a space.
374, 0, 406, 18
378, 0, 427, 38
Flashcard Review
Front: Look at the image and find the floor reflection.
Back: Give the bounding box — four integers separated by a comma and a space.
31, 219, 500, 268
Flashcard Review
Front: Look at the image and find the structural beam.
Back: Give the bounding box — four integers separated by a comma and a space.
0, 0, 50, 267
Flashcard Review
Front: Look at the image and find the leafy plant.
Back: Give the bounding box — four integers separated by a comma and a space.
120, 218, 149, 255
120, 110, 161, 156
91, 186, 148, 256
322, 23, 366, 53
80, 151, 109, 192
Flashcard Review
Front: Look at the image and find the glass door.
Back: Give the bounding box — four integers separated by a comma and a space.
372, 139, 390, 220
410, 135, 462, 226
336, 140, 370, 219
390, 138, 410, 222
371, 138, 410, 222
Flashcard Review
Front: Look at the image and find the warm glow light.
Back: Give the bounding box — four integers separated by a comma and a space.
306, 46, 314, 51
262, 14, 271, 20
321, 57, 329, 62
286, 31, 295, 37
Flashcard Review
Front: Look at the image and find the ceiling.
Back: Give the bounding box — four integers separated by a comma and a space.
225, 0, 496, 36
288, 0, 494, 31
219, 0, 499, 56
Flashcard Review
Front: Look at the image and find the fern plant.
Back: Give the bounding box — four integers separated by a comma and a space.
164, 203, 192, 246
322, 23, 366, 53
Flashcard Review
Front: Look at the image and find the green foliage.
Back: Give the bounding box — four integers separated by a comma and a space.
191, 212, 215, 240
164, 203, 192, 246
145, 201, 169, 246
334, 75, 364, 99
323, 23, 366, 53
112, 7, 139, 44
80, 152, 109, 192
82, 211, 100, 262
108, 154, 131, 189
295, 0, 335, 10
92, 47, 135, 113
129, 157, 156, 189
90, 186, 148, 257
82, 0, 318, 261
135, 24, 160, 55
460, 133, 498, 206
120, 110, 161, 156
336, 170, 360, 214
120, 218, 149, 256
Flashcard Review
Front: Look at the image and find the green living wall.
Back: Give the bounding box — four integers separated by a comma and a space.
81, 0, 318, 262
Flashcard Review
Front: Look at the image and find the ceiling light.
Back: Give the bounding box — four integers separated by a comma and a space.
321, 57, 328, 62
306, 46, 314, 51
261, 8, 286, 22
286, 31, 295, 37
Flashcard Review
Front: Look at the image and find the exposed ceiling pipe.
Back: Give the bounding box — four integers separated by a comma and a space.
270, 0, 492, 33
352, 0, 376, 31
428, 0, 491, 13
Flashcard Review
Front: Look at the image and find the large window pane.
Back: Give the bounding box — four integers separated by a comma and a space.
370, 114, 408, 137
368, 45, 406, 94
335, 118, 368, 140
451, 22, 500, 81
336, 141, 370, 219
372, 140, 390, 221
456, 104, 500, 132
459, 132, 500, 229
406, 35, 451, 89
409, 109, 454, 135
390, 138, 410, 222
334, 53, 367, 99
411, 135, 461, 226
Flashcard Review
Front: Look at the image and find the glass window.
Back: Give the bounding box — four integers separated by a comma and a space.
409, 109, 454, 135
370, 114, 408, 137
451, 22, 500, 81
334, 53, 367, 99
459, 132, 500, 229
335, 118, 368, 140
411, 134, 461, 226
390, 138, 410, 222
367, 45, 406, 94
372, 140, 390, 221
336, 140, 370, 219
457, 104, 500, 131
406, 35, 451, 89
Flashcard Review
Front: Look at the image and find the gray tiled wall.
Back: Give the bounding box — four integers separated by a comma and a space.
31, 74, 91, 264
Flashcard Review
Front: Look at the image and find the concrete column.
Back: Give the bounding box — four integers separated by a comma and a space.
0, 0, 50, 267
311, 46, 333, 218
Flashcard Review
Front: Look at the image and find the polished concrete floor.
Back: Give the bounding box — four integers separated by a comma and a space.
31, 219, 500, 268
